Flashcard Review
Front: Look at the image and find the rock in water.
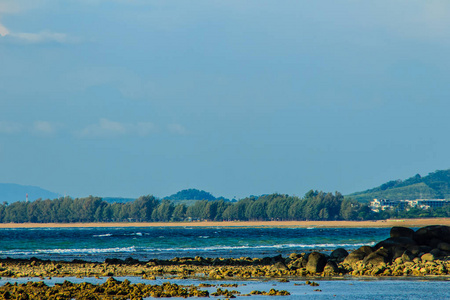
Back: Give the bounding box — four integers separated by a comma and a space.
306, 252, 327, 274
330, 248, 349, 262
390, 227, 415, 239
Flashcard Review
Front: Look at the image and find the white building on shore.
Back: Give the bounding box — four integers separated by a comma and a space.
370, 198, 450, 212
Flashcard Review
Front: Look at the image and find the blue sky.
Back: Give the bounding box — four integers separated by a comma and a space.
1, 0, 450, 199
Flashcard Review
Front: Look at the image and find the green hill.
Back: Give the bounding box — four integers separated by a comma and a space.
347, 169, 450, 202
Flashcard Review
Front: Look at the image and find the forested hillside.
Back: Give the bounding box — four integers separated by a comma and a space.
347, 169, 450, 202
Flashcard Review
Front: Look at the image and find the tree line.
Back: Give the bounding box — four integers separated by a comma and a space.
0, 191, 373, 223
1, 190, 448, 223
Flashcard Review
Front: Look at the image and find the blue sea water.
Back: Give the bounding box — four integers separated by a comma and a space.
1, 277, 448, 299
0, 227, 390, 262
0, 226, 449, 299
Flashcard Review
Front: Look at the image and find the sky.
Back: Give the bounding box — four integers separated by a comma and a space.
1, 0, 450, 200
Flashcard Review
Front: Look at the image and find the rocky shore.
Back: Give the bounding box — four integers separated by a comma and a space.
0, 225, 449, 298
0, 225, 449, 280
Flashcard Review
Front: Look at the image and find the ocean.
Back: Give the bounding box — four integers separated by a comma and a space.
1, 226, 449, 299
0, 226, 389, 262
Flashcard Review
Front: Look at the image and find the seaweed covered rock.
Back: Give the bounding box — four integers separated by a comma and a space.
306, 252, 327, 273
343, 246, 373, 265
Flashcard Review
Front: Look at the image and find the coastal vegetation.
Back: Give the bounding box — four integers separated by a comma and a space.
0, 191, 369, 223
0, 191, 449, 223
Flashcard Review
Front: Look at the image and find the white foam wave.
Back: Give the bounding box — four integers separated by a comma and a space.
147, 242, 376, 253
0, 246, 136, 256
0, 242, 375, 257
93, 233, 112, 237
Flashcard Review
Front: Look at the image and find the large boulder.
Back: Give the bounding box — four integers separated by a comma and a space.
323, 261, 339, 274
343, 246, 373, 265
363, 248, 389, 266
401, 250, 415, 262
374, 237, 416, 250
390, 227, 415, 239
306, 252, 327, 273
414, 225, 450, 245
330, 248, 349, 262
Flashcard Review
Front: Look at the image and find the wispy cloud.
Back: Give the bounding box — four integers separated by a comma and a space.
76, 118, 157, 139
168, 123, 188, 135
0, 27, 79, 44
0, 2, 78, 44
7, 31, 75, 44
0, 22, 9, 36
31, 121, 58, 137
0, 121, 23, 134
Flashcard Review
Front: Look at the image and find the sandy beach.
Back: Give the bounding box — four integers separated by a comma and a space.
0, 218, 449, 229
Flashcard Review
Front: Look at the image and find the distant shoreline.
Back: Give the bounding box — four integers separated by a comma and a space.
0, 218, 449, 229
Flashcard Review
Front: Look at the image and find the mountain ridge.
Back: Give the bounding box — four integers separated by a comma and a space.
0, 183, 60, 203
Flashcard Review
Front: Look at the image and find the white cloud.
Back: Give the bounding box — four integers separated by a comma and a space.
0, 121, 23, 134
32, 121, 57, 136
7, 31, 75, 44
0, 22, 9, 36
76, 118, 126, 138
0, 1, 77, 44
76, 118, 157, 138
168, 123, 188, 135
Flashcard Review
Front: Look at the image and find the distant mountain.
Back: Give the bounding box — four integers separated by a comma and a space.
164, 189, 229, 202
347, 169, 450, 202
0, 183, 60, 203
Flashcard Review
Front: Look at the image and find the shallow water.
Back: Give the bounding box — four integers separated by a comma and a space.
1, 277, 448, 299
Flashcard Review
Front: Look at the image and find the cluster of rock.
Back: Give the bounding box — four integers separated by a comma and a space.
0, 225, 448, 280
0, 278, 210, 299
0, 278, 290, 299
294, 225, 450, 276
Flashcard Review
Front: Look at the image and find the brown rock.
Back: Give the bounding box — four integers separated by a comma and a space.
390, 227, 415, 239
323, 261, 339, 274
421, 253, 435, 262
343, 246, 373, 265
330, 248, 348, 261
414, 225, 450, 245
306, 252, 327, 274
438, 242, 450, 252
401, 250, 415, 262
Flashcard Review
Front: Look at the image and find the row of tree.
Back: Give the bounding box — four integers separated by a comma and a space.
0, 191, 448, 223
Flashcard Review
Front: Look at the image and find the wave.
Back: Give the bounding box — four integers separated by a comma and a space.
155, 242, 376, 252
93, 233, 112, 237
0, 242, 375, 257
0, 246, 136, 256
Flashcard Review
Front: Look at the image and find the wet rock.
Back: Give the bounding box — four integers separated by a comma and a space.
330, 248, 348, 262
401, 250, 415, 262
414, 225, 450, 245
273, 261, 289, 271
323, 261, 339, 274
438, 242, 450, 252
374, 237, 416, 250
421, 253, 435, 262
306, 252, 327, 274
390, 226, 415, 239
363, 248, 389, 266
343, 246, 372, 264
